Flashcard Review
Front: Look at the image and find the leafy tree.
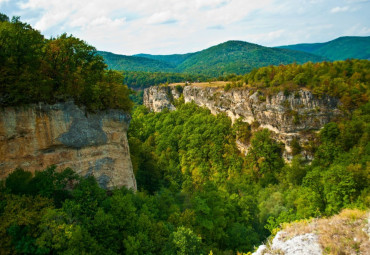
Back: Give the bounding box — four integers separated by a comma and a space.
166, 227, 202, 255
0, 16, 132, 112
0, 13, 9, 22
246, 129, 284, 184
5, 168, 32, 195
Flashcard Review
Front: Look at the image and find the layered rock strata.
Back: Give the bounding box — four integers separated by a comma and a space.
0, 101, 136, 190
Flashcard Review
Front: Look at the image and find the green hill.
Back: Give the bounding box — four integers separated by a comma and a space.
97, 51, 175, 72
98, 41, 326, 76
176, 40, 325, 76
278, 36, 370, 60
134, 53, 195, 66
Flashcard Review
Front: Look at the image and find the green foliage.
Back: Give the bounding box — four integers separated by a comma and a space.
279, 36, 370, 61
129, 89, 144, 105
290, 138, 302, 156
0, 13, 9, 22
122, 70, 208, 89
99, 40, 325, 77
243, 60, 370, 109
282, 156, 307, 185
5, 168, 32, 195
322, 165, 356, 214
320, 122, 340, 143
98, 51, 176, 72
0, 17, 132, 112
0, 26, 370, 252
166, 227, 202, 255
246, 129, 284, 184
232, 118, 252, 144
1, 96, 369, 254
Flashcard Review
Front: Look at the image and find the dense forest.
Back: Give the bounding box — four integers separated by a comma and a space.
0, 13, 369, 255
0, 14, 132, 112
223, 60, 370, 110
278, 36, 370, 61
99, 40, 325, 77
1, 99, 369, 254
122, 70, 209, 89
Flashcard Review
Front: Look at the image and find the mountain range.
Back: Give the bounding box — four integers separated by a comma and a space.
98, 36, 370, 76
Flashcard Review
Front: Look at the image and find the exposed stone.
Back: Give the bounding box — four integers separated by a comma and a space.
143, 85, 342, 158
252, 232, 322, 255
0, 101, 136, 190
143, 86, 176, 112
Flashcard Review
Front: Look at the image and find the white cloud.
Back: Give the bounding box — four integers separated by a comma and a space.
4, 0, 368, 54
147, 11, 177, 25
330, 6, 350, 13
247, 29, 286, 44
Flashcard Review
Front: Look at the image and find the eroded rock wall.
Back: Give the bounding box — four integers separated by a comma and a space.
0, 101, 136, 190
143, 85, 342, 158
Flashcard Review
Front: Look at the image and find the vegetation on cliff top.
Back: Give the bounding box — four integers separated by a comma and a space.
218, 59, 370, 110
0, 14, 132, 112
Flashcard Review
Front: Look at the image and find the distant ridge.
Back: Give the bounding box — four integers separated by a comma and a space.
134, 53, 195, 66
173, 40, 325, 76
97, 51, 175, 72
277, 36, 370, 61
98, 36, 370, 76
98, 40, 325, 76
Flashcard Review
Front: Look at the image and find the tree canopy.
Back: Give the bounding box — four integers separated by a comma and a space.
0, 15, 132, 112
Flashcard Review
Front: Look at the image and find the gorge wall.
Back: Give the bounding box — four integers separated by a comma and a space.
143, 85, 342, 158
0, 101, 136, 190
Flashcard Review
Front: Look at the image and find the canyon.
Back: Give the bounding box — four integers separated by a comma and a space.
144, 84, 342, 158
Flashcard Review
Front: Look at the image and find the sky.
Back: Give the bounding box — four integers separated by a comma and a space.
1, 0, 369, 55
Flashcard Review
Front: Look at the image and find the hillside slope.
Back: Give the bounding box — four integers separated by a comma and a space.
98, 51, 175, 72
98, 41, 325, 76
278, 36, 370, 60
176, 40, 325, 76
134, 52, 195, 66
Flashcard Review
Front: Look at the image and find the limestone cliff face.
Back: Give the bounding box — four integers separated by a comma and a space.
143, 85, 342, 158
0, 101, 136, 190
143, 86, 177, 112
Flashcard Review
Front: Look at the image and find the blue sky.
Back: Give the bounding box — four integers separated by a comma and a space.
1, 0, 369, 55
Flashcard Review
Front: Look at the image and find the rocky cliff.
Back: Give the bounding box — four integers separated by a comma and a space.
0, 101, 136, 190
143, 85, 342, 158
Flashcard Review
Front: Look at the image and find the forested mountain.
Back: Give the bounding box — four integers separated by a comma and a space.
98, 51, 175, 72
99, 37, 369, 78
135, 52, 195, 66
98, 40, 325, 76
175, 40, 325, 76
278, 36, 370, 60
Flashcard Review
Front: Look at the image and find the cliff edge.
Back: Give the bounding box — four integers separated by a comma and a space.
0, 101, 136, 190
253, 209, 370, 255
143, 84, 342, 159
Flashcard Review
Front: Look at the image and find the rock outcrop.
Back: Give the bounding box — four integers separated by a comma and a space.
0, 101, 136, 190
252, 209, 369, 255
143, 85, 342, 158
253, 232, 322, 255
